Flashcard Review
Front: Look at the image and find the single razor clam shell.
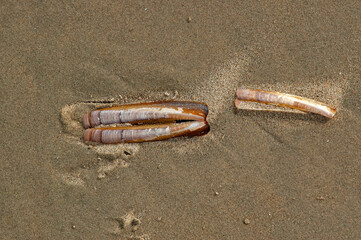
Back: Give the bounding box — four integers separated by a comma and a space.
83, 101, 208, 128
236, 89, 336, 118
84, 121, 210, 144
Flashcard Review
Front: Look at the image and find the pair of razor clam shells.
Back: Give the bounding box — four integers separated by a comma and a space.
83, 101, 210, 144
83, 89, 336, 144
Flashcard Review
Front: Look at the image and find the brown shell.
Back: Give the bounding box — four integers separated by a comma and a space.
84, 121, 210, 144
83, 101, 210, 144
83, 101, 208, 128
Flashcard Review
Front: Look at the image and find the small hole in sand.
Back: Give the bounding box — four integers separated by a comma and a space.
131, 219, 140, 226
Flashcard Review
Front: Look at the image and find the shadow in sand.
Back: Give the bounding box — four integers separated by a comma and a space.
234, 108, 331, 124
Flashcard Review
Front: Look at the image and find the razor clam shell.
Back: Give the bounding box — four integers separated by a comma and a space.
83, 101, 208, 128
84, 121, 210, 144
235, 88, 336, 118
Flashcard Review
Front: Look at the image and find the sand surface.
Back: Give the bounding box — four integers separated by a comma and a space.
1, 1, 361, 239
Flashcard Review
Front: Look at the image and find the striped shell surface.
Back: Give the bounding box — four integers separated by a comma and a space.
235, 89, 336, 118
83, 101, 209, 143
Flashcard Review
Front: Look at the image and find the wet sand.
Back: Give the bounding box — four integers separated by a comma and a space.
1, 1, 361, 239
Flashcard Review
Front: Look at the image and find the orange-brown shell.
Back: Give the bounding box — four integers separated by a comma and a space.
83, 101, 208, 128
84, 121, 210, 143
83, 101, 210, 144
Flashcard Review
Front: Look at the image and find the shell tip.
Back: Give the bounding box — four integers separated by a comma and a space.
83, 129, 92, 142
83, 112, 91, 128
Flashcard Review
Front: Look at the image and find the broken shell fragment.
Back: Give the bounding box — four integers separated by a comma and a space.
235, 88, 336, 118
